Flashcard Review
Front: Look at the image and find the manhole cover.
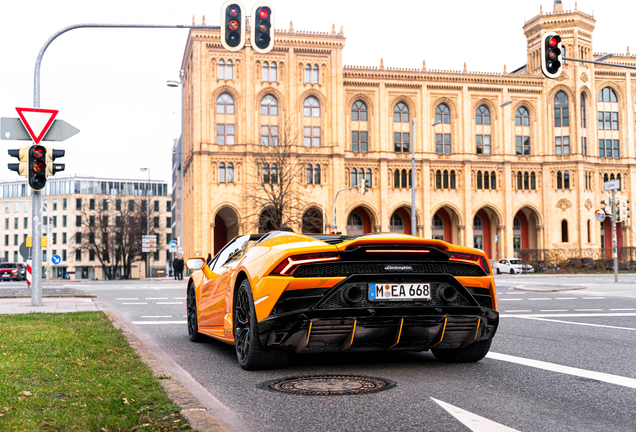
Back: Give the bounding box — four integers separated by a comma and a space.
268, 375, 390, 396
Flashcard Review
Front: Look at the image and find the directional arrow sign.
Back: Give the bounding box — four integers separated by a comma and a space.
15, 108, 58, 144
1, 118, 79, 142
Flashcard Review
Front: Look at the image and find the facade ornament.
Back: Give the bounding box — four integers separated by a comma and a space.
503, 64, 507, 74
289, 21, 294, 32
463, 62, 467, 73
202, 15, 206, 26
192, 15, 195, 26
585, 199, 593, 210
580, 71, 588, 82
540, 5, 543, 14
556, 198, 572, 211
380, 58, 384, 70
246, 17, 250, 31
339, 25, 344, 36
575, 2, 578, 11
331, 24, 336, 35
422, 60, 426, 71
627, 46, 631, 56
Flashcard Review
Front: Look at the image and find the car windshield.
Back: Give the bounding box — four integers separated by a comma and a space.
0, 264, 16, 269
509, 260, 522, 265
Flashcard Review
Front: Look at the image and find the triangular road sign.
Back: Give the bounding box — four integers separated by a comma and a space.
15, 107, 58, 144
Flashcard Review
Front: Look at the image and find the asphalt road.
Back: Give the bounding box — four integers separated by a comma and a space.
58, 274, 636, 432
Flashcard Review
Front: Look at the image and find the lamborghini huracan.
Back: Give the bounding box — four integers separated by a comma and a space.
185, 231, 498, 370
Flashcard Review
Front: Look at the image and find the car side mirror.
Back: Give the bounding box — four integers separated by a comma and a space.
185, 257, 216, 279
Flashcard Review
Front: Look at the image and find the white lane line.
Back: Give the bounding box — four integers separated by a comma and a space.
512, 316, 636, 331
539, 309, 568, 312
141, 316, 173, 318
500, 312, 636, 318
499, 299, 523, 301
174, 297, 186, 300
505, 292, 527, 295
487, 352, 636, 390
574, 309, 603, 312
431, 398, 520, 432
132, 321, 187, 325
116, 298, 139, 300
582, 297, 606, 300
554, 297, 577, 300
610, 308, 636, 311
122, 302, 148, 305
145, 297, 168, 300
156, 302, 183, 305
528, 298, 552, 301
503, 310, 532, 313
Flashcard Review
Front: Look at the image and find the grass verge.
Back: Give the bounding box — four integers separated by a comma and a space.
0, 312, 189, 431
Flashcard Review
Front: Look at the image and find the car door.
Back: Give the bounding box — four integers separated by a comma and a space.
499, 260, 509, 272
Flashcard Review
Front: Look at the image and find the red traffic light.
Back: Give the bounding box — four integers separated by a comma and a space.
32, 146, 45, 159
548, 35, 561, 47
258, 7, 270, 19
228, 5, 239, 17
33, 161, 45, 173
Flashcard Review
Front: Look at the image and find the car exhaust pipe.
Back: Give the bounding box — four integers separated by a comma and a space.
342, 285, 363, 305
438, 285, 457, 303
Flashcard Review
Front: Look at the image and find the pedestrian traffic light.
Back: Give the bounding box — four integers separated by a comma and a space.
541, 31, 563, 79
45, 147, 65, 177
220, 0, 246, 52
7, 147, 30, 177
251, 2, 274, 54
28, 145, 47, 191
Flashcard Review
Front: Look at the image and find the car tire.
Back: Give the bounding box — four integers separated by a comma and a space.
234, 278, 290, 370
510, 269, 515, 275
496, 268, 501, 275
432, 339, 492, 363
187, 282, 203, 342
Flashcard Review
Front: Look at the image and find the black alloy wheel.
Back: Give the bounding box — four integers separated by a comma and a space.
510, 269, 515, 274
496, 268, 501, 274
187, 283, 203, 342
233, 278, 290, 370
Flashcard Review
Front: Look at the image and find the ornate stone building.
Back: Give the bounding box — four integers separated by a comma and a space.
180, 1, 635, 261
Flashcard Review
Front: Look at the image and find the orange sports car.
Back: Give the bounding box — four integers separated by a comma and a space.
185, 231, 498, 370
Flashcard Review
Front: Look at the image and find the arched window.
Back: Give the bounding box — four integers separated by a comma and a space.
598, 87, 618, 103
351, 169, 357, 187
306, 164, 313, 184
443, 170, 449, 189
477, 171, 483, 189
394, 170, 400, 188
581, 92, 587, 128
358, 169, 365, 188
263, 163, 270, 184
227, 163, 234, 183
513, 216, 521, 230
394, 102, 409, 122
270, 163, 278, 184
433, 214, 444, 230
401, 169, 407, 188
473, 215, 483, 229
313, 64, 320, 84
390, 213, 404, 232
216, 93, 235, 114
451, 170, 456, 189
226, 60, 233, 80
554, 91, 569, 127
484, 171, 490, 190
347, 212, 363, 231
610, 173, 615, 181
303, 96, 320, 117
557, 171, 563, 189
491, 171, 496, 190
260, 95, 278, 116
587, 219, 591, 243
408, 169, 412, 188
564, 170, 570, 189
218, 59, 225, 80
598, 87, 620, 158
561, 220, 569, 242
315, 165, 321, 185
436, 170, 442, 189
352, 101, 368, 121
604, 173, 609, 183
365, 168, 372, 188
219, 163, 226, 183
515, 107, 531, 156
436, 104, 451, 124
617, 173, 621, 190
524, 172, 529, 190
530, 172, 536, 190
517, 172, 522, 190
260, 95, 279, 145
262, 61, 269, 82
270, 62, 277, 82
476, 105, 490, 125
305, 64, 311, 83
303, 97, 321, 147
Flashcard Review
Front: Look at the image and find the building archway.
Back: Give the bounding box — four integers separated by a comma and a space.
302, 207, 323, 233
472, 207, 501, 259
389, 206, 417, 234
214, 206, 239, 255
431, 206, 460, 244
258, 206, 277, 233
346, 206, 375, 235
512, 207, 540, 257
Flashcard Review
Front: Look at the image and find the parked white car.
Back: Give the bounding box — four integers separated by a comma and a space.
495, 258, 534, 274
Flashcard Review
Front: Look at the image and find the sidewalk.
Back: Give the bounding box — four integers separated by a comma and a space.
0, 296, 104, 314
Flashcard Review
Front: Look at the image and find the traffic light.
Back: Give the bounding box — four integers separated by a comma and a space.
541, 31, 563, 79
28, 145, 47, 191
220, 0, 246, 52
7, 147, 30, 177
601, 197, 613, 217
251, 2, 274, 54
45, 147, 65, 177
618, 198, 631, 223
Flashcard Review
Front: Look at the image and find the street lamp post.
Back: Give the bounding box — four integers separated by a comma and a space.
167, 72, 183, 266
331, 185, 367, 234
140, 167, 150, 278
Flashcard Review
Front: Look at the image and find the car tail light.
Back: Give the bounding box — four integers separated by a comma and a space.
449, 252, 490, 275
271, 252, 340, 275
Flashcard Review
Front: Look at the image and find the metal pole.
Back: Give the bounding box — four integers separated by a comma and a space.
410, 120, 416, 236
562, 56, 636, 71
147, 169, 150, 279
331, 186, 358, 234
31, 192, 42, 305
612, 189, 618, 282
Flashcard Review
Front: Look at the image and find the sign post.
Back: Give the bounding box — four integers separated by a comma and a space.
604, 180, 620, 282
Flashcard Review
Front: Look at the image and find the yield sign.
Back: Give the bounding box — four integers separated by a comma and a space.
15, 107, 58, 144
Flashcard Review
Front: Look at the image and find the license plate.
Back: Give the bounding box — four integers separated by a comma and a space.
368, 283, 431, 301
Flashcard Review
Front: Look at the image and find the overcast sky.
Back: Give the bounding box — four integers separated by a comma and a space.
1, 0, 634, 186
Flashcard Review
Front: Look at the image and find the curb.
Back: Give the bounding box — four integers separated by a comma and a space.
103, 310, 228, 432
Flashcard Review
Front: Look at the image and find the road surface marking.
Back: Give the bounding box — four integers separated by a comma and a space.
122, 302, 148, 305
500, 312, 636, 318
503, 310, 532, 313
582, 297, 606, 300
156, 302, 183, 305
145, 297, 168, 300
574, 309, 603, 311
610, 308, 636, 311
505, 292, 527, 295
174, 297, 186, 300
512, 316, 636, 331
116, 298, 139, 300
132, 321, 187, 325
528, 298, 552, 301
487, 352, 636, 389
539, 309, 568, 312
430, 398, 520, 432
498, 299, 523, 301
141, 315, 173, 318
554, 297, 577, 300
